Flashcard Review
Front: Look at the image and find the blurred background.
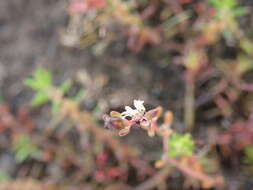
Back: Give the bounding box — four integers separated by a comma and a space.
0, 0, 253, 189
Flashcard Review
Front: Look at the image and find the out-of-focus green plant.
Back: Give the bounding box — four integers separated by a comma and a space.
168, 133, 195, 158
244, 145, 253, 165
208, 0, 248, 42
24, 68, 52, 106
162, 10, 192, 38
209, 0, 248, 18
24, 67, 72, 112
0, 171, 11, 182
13, 134, 41, 163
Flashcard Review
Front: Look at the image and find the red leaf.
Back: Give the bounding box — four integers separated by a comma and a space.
118, 126, 131, 136
144, 106, 163, 121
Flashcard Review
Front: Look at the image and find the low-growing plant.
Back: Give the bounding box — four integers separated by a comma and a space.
24, 68, 155, 187
168, 133, 194, 158
12, 134, 41, 163
209, 0, 248, 18
25, 67, 75, 113
104, 99, 223, 189
24, 68, 53, 106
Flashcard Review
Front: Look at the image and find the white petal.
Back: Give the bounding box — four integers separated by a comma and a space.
121, 111, 130, 116
121, 106, 134, 117
134, 100, 145, 111
125, 106, 133, 112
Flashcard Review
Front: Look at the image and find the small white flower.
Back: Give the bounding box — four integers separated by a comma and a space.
121, 106, 138, 118
121, 99, 146, 120
133, 100, 146, 112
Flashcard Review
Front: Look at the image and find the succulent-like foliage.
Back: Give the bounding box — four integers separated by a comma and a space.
168, 133, 195, 158
13, 134, 41, 163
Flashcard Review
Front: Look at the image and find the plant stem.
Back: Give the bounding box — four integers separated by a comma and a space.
184, 72, 195, 132
134, 166, 173, 190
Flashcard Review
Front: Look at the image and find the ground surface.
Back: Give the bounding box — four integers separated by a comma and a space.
1, 0, 253, 189
0, 0, 185, 172
0, 0, 184, 108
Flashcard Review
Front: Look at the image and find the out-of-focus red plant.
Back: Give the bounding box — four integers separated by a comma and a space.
219, 115, 253, 156
68, 0, 106, 14
0, 104, 34, 135
127, 27, 161, 52
96, 151, 108, 166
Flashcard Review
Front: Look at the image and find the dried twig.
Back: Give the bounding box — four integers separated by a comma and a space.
134, 166, 173, 190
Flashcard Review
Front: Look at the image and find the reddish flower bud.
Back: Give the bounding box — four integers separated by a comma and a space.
94, 170, 106, 182
103, 115, 124, 130
107, 167, 121, 178
118, 126, 131, 136
96, 152, 108, 165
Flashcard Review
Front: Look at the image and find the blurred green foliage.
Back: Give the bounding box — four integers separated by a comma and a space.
24, 67, 72, 113
168, 133, 195, 158
209, 0, 237, 8
13, 134, 41, 163
209, 0, 248, 18
0, 171, 11, 182
24, 68, 52, 106
244, 145, 253, 165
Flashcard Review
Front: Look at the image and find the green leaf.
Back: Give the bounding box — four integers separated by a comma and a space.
168, 133, 195, 158
163, 10, 192, 30
60, 80, 72, 93
15, 147, 31, 162
25, 67, 54, 107
237, 56, 253, 75
186, 50, 199, 70
24, 67, 52, 90
240, 39, 253, 54
222, 30, 234, 43
73, 90, 86, 103
34, 67, 52, 86
0, 171, 10, 182
24, 78, 41, 90
32, 91, 49, 106
244, 145, 253, 164
52, 102, 60, 113
13, 135, 41, 163
233, 7, 248, 17
209, 0, 236, 9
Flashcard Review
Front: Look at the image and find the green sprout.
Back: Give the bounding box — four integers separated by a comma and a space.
0, 171, 11, 182
209, 0, 236, 8
244, 145, 253, 165
24, 67, 72, 112
168, 133, 195, 158
24, 67, 52, 106
13, 134, 42, 163
208, 0, 248, 42
209, 0, 248, 18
